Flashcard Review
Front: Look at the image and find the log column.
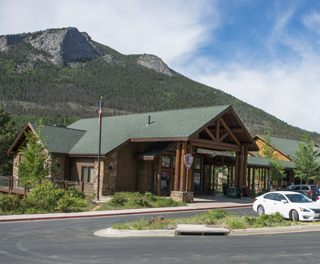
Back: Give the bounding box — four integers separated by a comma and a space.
179, 142, 187, 191
174, 142, 181, 191
156, 157, 161, 195
186, 144, 193, 191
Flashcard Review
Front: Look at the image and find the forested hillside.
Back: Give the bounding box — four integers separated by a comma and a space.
0, 27, 319, 143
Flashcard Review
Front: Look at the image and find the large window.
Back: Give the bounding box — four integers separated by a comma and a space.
81, 166, 94, 183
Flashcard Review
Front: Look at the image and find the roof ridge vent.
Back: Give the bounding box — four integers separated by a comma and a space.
146, 115, 151, 126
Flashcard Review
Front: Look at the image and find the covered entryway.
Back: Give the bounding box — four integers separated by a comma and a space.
151, 107, 259, 202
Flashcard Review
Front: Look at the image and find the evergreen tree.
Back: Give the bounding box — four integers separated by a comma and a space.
293, 134, 320, 184
0, 108, 17, 175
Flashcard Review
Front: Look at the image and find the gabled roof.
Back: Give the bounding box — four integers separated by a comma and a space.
253, 135, 320, 160
67, 105, 258, 155
9, 105, 258, 156
8, 122, 86, 155
247, 156, 295, 169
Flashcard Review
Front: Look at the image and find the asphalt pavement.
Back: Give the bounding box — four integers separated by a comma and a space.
0, 194, 253, 222
2, 194, 320, 236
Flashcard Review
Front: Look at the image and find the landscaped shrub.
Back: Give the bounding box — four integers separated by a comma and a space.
0, 193, 22, 214
0, 181, 93, 214
225, 217, 247, 229
98, 192, 186, 210
21, 181, 65, 213
144, 192, 158, 202
56, 191, 87, 212
109, 192, 128, 206
245, 212, 289, 228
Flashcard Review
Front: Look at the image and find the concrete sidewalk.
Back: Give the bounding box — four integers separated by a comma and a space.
0, 194, 253, 223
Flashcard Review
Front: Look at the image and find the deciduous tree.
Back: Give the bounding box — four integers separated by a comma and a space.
293, 134, 320, 184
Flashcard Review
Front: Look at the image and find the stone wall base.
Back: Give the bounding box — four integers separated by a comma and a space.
170, 191, 194, 203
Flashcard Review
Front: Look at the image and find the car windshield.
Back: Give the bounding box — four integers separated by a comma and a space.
286, 194, 312, 203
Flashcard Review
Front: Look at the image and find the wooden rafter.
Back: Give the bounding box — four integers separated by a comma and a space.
219, 132, 229, 142
215, 119, 220, 140
219, 117, 241, 145
191, 138, 241, 152
205, 127, 216, 141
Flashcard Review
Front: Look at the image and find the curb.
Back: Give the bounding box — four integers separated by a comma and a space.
94, 224, 320, 238
0, 204, 252, 223
230, 224, 320, 236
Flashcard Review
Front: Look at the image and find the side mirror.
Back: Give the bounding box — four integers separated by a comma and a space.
281, 200, 288, 204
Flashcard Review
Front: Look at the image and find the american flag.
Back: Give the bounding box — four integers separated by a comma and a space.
98, 99, 102, 124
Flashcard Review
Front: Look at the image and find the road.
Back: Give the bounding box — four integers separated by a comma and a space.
0, 208, 319, 264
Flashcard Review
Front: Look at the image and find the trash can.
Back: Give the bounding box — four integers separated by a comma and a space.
227, 187, 241, 198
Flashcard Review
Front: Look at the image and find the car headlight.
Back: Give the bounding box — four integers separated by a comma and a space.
299, 207, 310, 212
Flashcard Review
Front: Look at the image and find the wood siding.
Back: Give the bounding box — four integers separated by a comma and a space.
69, 157, 95, 182
116, 143, 154, 192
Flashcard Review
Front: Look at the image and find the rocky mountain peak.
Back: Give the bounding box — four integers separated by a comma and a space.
0, 27, 100, 66
137, 54, 174, 76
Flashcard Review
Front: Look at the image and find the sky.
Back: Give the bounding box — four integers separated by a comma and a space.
1, 0, 320, 133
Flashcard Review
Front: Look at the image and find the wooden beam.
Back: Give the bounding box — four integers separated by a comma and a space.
215, 119, 220, 141
191, 138, 241, 152
179, 142, 187, 191
205, 127, 216, 141
219, 132, 229, 142
156, 157, 161, 195
219, 117, 241, 145
174, 142, 181, 191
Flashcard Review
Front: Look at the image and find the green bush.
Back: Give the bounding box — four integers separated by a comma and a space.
144, 192, 158, 202
109, 192, 128, 206
225, 218, 247, 229
21, 181, 64, 213
0, 181, 92, 214
56, 191, 87, 212
0, 193, 22, 213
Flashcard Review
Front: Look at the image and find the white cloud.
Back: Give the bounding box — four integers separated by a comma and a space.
303, 11, 320, 35
1, 0, 320, 134
179, 56, 320, 133
0, 0, 218, 65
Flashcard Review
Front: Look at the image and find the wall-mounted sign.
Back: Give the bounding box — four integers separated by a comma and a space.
197, 148, 234, 157
184, 153, 194, 169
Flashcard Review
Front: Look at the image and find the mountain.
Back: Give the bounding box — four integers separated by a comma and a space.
0, 27, 319, 142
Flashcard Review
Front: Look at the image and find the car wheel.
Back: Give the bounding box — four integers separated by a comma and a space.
291, 210, 299, 221
257, 205, 265, 216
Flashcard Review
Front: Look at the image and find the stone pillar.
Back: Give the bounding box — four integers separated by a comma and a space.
101, 151, 118, 195
170, 191, 194, 203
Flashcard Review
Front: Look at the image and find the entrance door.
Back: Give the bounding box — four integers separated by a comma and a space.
193, 156, 203, 193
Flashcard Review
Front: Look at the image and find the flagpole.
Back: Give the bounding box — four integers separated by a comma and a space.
97, 96, 103, 201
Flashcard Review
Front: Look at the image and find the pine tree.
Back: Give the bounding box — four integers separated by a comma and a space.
0, 108, 17, 175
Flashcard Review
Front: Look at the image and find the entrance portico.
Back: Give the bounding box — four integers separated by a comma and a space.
151, 107, 258, 202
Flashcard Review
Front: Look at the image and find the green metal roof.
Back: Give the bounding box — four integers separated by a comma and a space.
247, 156, 295, 169
268, 136, 302, 159
29, 123, 86, 154
67, 105, 231, 155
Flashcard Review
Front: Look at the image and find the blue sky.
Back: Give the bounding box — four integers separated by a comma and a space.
1, 0, 320, 133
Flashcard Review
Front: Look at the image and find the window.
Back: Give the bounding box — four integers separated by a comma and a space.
275, 194, 286, 201
81, 166, 94, 183
194, 157, 201, 170
264, 193, 276, 200
162, 155, 171, 168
